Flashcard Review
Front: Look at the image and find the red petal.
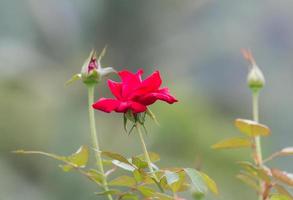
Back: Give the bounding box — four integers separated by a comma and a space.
92, 98, 121, 113
129, 71, 162, 99
118, 69, 143, 98
137, 88, 178, 105
141, 70, 162, 91
130, 102, 147, 113
108, 80, 122, 99
115, 101, 147, 113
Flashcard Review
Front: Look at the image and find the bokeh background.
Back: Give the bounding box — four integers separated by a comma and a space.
1, 0, 293, 199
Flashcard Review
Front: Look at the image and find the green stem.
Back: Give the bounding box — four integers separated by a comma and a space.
87, 85, 113, 200
136, 123, 163, 192
252, 90, 263, 200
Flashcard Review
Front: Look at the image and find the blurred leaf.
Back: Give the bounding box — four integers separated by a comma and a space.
131, 157, 148, 169
184, 168, 207, 193
192, 192, 205, 200
235, 119, 270, 137
237, 162, 271, 183
105, 168, 116, 177
236, 173, 260, 191
212, 137, 252, 149
133, 169, 143, 182
87, 169, 104, 185
137, 152, 160, 163
270, 194, 291, 200
112, 160, 136, 172
65, 73, 81, 86
274, 184, 293, 200
102, 151, 132, 165
200, 171, 219, 195
67, 145, 89, 168
256, 168, 271, 183
60, 146, 89, 171
137, 186, 155, 197
95, 190, 120, 196
153, 192, 173, 200
109, 176, 136, 187
271, 169, 293, 187
165, 170, 180, 186
119, 193, 138, 200
171, 171, 189, 193
279, 147, 293, 156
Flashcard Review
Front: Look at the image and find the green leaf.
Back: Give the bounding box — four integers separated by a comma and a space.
137, 186, 155, 197
168, 170, 188, 192
112, 160, 136, 171
235, 118, 270, 137
109, 176, 136, 187
67, 145, 89, 168
236, 173, 260, 191
137, 152, 160, 163
133, 169, 143, 182
95, 190, 120, 196
192, 192, 205, 200
102, 151, 132, 165
131, 157, 148, 169
184, 168, 207, 194
270, 194, 291, 200
153, 192, 173, 200
60, 146, 89, 171
65, 73, 81, 86
237, 162, 271, 183
87, 169, 104, 184
119, 193, 138, 200
200, 171, 219, 195
212, 137, 252, 149
164, 170, 180, 186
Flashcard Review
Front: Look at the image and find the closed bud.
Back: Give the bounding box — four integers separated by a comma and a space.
242, 49, 265, 91
66, 47, 116, 86
247, 65, 265, 90
80, 49, 100, 85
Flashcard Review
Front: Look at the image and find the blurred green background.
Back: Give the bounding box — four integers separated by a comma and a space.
1, 0, 293, 199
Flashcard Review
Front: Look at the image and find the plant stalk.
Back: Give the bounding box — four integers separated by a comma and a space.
87, 85, 113, 200
252, 90, 263, 200
136, 122, 163, 192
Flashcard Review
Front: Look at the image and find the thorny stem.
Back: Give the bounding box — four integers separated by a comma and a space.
136, 122, 164, 192
252, 90, 263, 200
88, 85, 113, 200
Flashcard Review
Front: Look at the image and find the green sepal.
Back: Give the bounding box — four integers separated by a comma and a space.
65, 73, 81, 86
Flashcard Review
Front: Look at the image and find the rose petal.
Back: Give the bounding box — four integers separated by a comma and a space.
141, 70, 162, 91
118, 69, 143, 97
137, 88, 178, 105
108, 80, 122, 99
92, 98, 121, 113
115, 101, 147, 113
129, 71, 162, 99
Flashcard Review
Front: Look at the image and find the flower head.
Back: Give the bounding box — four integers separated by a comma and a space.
92, 69, 178, 114
242, 49, 265, 91
66, 47, 116, 86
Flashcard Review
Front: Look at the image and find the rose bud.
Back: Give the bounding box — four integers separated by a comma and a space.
66, 47, 116, 86
242, 49, 265, 91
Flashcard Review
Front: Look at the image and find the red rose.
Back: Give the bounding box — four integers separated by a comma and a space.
92, 69, 177, 113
